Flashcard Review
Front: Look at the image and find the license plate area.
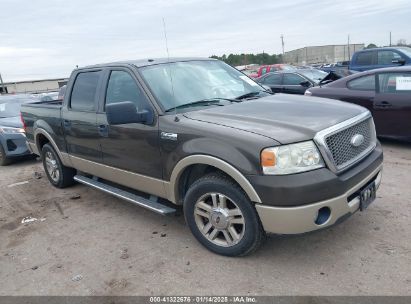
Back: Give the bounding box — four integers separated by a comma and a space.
359, 181, 376, 211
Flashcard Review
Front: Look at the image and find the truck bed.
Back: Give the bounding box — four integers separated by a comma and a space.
23, 99, 63, 108
20, 100, 65, 154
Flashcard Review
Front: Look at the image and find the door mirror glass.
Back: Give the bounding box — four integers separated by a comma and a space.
106, 101, 154, 125
392, 58, 406, 65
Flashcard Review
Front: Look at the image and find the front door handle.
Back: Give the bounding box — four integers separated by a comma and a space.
98, 124, 109, 137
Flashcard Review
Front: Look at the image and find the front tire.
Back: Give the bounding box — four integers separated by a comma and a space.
0, 144, 12, 166
184, 174, 265, 256
41, 144, 75, 188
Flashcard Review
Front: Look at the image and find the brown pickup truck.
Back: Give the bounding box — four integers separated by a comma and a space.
21, 58, 383, 256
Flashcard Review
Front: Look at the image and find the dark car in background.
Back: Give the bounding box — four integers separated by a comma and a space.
255, 69, 328, 94
350, 47, 411, 72
320, 61, 350, 73
305, 66, 411, 140
0, 95, 37, 165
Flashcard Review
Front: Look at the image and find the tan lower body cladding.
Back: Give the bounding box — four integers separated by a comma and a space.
70, 156, 169, 200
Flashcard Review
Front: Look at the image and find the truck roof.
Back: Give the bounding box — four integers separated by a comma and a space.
80, 57, 216, 70
354, 46, 411, 53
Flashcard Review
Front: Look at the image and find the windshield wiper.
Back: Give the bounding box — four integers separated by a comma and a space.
165, 99, 226, 112
234, 91, 263, 100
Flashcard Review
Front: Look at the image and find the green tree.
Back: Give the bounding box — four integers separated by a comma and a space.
397, 39, 407, 46
210, 52, 282, 66
365, 43, 378, 49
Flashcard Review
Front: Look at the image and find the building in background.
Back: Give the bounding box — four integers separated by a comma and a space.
284, 44, 365, 65
0, 78, 68, 94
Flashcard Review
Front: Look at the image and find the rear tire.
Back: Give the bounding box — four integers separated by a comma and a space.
41, 144, 75, 188
0, 144, 12, 166
183, 173, 265, 256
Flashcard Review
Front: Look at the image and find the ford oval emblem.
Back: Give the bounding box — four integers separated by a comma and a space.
351, 134, 364, 147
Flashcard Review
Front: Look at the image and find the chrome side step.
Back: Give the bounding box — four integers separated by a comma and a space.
73, 175, 176, 215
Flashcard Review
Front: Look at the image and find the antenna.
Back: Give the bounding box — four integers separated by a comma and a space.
162, 17, 178, 121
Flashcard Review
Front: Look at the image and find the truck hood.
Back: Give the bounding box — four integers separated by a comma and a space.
184, 94, 366, 144
0, 116, 22, 128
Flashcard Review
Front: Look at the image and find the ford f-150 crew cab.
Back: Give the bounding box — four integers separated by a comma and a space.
21, 58, 383, 256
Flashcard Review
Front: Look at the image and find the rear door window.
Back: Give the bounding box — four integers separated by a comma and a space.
347, 75, 376, 91
283, 73, 305, 85
378, 72, 411, 93
355, 52, 374, 66
70, 71, 101, 111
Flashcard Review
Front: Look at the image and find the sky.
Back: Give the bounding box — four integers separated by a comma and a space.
1, 0, 411, 82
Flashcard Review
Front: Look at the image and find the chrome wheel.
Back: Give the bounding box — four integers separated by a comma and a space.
194, 193, 245, 247
45, 151, 60, 183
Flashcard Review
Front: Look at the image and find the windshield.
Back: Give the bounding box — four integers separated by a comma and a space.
298, 69, 328, 84
398, 47, 411, 58
139, 60, 265, 111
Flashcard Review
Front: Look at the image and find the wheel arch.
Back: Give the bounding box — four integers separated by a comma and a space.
169, 155, 261, 205
34, 128, 71, 166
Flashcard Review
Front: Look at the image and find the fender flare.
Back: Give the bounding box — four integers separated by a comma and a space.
168, 155, 262, 204
34, 128, 71, 166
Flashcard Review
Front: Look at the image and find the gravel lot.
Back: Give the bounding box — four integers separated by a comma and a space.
0, 140, 410, 296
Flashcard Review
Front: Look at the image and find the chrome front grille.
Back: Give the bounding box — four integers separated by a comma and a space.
314, 112, 377, 173
325, 118, 373, 167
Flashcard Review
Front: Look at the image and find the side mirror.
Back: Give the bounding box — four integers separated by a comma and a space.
300, 81, 311, 87
392, 58, 406, 65
106, 101, 154, 125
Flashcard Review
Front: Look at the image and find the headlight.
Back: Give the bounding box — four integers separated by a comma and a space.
0, 126, 25, 134
304, 90, 312, 96
261, 141, 324, 175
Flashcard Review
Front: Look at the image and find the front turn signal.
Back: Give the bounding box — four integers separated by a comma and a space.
261, 149, 276, 168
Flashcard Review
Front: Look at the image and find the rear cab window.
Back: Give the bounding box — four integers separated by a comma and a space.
355, 51, 375, 66
70, 71, 102, 111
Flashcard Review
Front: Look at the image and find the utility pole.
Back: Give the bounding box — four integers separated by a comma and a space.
347, 34, 351, 61
390, 31, 392, 46
280, 34, 285, 63
0, 73, 5, 94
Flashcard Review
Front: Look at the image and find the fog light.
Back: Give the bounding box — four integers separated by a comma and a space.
315, 207, 331, 225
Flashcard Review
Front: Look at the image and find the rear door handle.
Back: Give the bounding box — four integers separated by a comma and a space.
375, 101, 392, 109
98, 124, 109, 137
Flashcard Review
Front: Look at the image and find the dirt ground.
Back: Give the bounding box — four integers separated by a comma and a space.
0, 139, 410, 296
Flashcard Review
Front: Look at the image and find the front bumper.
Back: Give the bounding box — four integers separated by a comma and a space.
255, 164, 382, 234
0, 133, 31, 158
